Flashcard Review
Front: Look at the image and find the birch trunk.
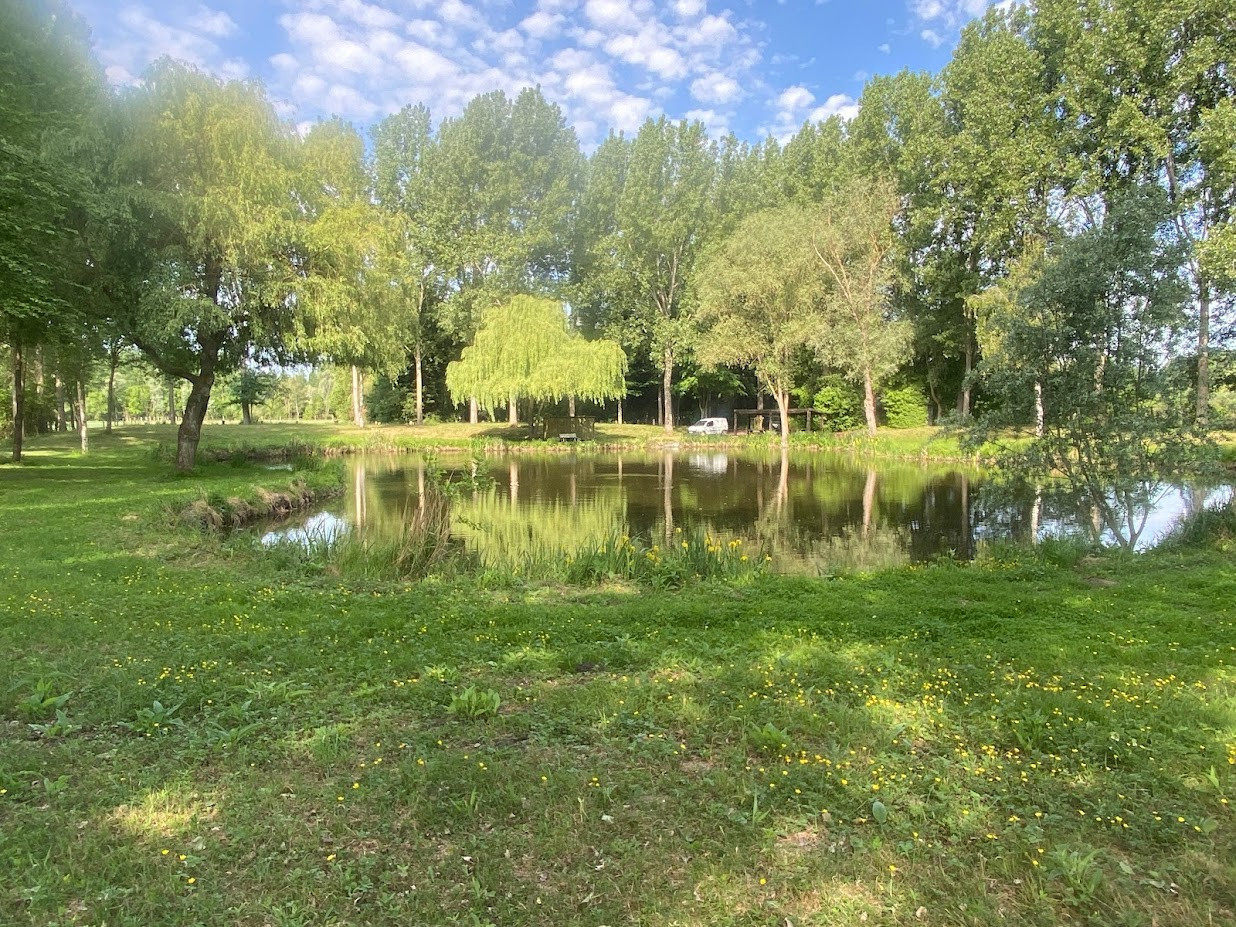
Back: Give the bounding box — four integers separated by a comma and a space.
863, 368, 877, 436
662, 347, 674, 434
75, 379, 88, 454
414, 347, 424, 426
350, 365, 365, 428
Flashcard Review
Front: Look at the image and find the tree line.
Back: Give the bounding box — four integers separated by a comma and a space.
1, 0, 1232, 468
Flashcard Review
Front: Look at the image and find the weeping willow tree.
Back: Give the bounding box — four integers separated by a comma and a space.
446, 295, 626, 421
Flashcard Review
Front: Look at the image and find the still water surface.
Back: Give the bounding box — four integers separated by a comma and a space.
266, 450, 1232, 574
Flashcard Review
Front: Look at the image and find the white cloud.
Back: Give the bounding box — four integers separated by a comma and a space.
583, 0, 646, 33
189, 6, 236, 38
684, 13, 737, 47
686, 107, 728, 138
809, 93, 859, 122
690, 71, 741, 105
908, 0, 999, 44
77, 0, 765, 148
776, 85, 814, 111
439, 0, 486, 32
763, 83, 857, 143
520, 10, 563, 39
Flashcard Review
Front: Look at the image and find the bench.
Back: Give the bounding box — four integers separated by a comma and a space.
558, 433, 578, 442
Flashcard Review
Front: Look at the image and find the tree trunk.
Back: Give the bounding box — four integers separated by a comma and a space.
1034, 379, 1044, 439
11, 342, 24, 462
55, 375, 66, 433
241, 402, 253, 426
33, 347, 44, 397
469, 397, 478, 425
617, 398, 623, 425
75, 379, 88, 454
774, 387, 791, 448
662, 347, 674, 434
959, 338, 973, 420
1197, 277, 1210, 426
862, 368, 878, 436
568, 395, 576, 418
106, 349, 119, 434
508, 394, 518, 426
414, 347, 424, 426
175, 371, 214, 472
350, 365, 365, 428
927, 379, 943, 425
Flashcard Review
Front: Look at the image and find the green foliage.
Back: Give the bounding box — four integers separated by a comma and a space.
17, 680, 72, 718
447, 686, 502, 719
881, 383, 929, 428
123, 700, 185, 737
813, 377, 865, 431
746, 722, 795, 755
28, 709, 77, 738
697, 204, 822, 444
974, 189, 1216, 546
446, 296, 626, 414
810, 177, 913, 434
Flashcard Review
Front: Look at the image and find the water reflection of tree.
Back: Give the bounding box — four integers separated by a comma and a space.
973, 476, 1184, 550
454, 489, 627, 567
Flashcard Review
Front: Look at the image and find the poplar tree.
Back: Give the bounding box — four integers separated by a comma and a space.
810, 179, 912, 435
697, 205, 822, 447
606, 117, 719, 433
372, 104, 443, 425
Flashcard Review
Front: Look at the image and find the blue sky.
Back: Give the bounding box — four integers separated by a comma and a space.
69, 0, 1000, 146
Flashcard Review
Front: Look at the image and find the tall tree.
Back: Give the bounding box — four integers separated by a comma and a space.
115, 60, 296, 470
372, 104, 443, 426
1034, 0, 1236, 424
445, 295, 625, 417
978, 189, 1198, 547
430, 89, 582, 421
697, 205, 821, 447
295, 119, 414, 428
810, 179, 912, 435
605, 117, 719, 432
0, 0, 102, 461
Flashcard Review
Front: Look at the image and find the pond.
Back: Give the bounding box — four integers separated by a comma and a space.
264, 450, 1232, 574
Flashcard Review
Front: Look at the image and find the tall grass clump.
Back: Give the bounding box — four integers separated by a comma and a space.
275, 484, 468, 581
1160, 501, 1236, 551
508, 526, 768, 588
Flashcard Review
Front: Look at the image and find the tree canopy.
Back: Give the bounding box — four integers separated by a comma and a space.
445, 296, 626, 416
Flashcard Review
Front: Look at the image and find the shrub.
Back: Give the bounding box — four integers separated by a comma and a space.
813, 376, 864, 431
881, 383, 929, 428
1210, 387, 1236, 429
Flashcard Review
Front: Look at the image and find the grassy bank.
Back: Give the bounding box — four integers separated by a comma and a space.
1, 431, 1234, 926
101, 419, 984, 463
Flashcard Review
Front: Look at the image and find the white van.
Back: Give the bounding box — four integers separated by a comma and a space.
687, 417, 729, 435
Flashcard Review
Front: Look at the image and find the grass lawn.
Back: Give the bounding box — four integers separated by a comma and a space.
1, 427, 1234, 926
120, 418, 979, 462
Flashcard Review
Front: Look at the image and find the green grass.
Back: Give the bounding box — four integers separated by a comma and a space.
101, 419, 989, 462
2, 426, 1234, 926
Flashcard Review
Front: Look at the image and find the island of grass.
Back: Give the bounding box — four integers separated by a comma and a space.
1, 428, 1234, 926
